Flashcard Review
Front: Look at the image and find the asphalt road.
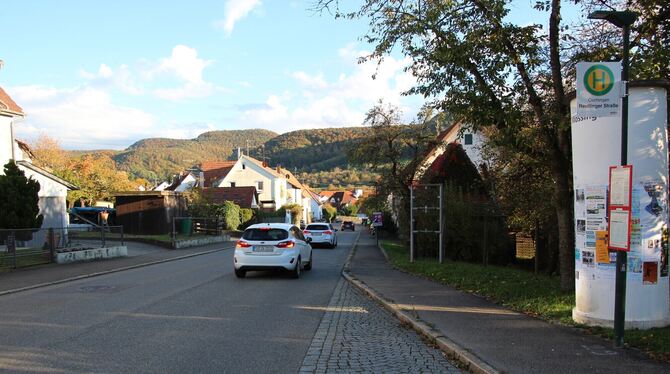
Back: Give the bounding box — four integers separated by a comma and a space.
0, 229, 358, 373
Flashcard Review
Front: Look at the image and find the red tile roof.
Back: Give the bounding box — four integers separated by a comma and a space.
201, 160, 237, 187
202, 186, 258, 208
0, 86, 24, 116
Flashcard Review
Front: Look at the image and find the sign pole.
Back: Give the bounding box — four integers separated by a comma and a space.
613, 20, 631, 348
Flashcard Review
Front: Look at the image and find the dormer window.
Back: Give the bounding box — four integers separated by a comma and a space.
464, 133, 473, 145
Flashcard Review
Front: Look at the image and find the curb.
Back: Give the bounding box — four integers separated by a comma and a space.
342, 236, 499, 374
0, 245, 232, 297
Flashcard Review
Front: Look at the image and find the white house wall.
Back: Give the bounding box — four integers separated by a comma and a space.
220, 157, 291, 210
310, 200, 323, 220
17, 166, 70, 230
0, 115, 14, 168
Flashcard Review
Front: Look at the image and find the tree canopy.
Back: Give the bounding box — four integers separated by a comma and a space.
313, 0, 668, 290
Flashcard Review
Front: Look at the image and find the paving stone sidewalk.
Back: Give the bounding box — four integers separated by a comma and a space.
299, 277, 463, 374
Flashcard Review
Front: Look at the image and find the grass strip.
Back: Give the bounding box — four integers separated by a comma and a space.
380, 239, 670, 361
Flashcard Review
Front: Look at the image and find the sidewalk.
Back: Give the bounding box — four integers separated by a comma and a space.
345, 234, 670, 374
0, 240, 234, 295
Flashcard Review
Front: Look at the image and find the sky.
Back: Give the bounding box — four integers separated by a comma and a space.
0, 0, 583, 150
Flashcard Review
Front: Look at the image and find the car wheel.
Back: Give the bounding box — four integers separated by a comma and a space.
291, 257, 301, 279
234, 268, 246, 278
305, 252, 312, 271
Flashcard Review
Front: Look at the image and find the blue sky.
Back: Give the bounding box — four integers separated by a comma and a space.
0, 0, 583, 150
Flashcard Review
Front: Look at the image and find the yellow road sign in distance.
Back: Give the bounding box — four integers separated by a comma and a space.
584, 64, 615, 96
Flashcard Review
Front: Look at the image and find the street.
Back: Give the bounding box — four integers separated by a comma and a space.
0, 228, 459, 373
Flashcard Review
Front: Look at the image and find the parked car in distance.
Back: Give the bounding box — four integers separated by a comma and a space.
234, 223, 313, 279
303, 223, 338, 248
342, 221, 355, 231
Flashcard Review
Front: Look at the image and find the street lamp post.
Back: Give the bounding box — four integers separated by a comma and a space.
588, 9, 638, 348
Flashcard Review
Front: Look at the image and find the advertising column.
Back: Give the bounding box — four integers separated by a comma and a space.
571, 82, 670, 328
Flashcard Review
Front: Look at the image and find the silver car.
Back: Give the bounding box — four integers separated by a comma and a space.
303, 223, 338, 248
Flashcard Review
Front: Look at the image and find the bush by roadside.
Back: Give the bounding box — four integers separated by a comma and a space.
380, 239, 670, 362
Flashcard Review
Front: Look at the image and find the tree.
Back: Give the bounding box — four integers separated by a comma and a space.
31, 134, 69, 173
346, 102, 437, 240
315, 0, 668, 291
308, 0, 539, 289
0, 161, 43, 238
30, 135, 139, 207
67, 154, 138, 207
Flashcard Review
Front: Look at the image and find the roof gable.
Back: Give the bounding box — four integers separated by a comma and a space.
201, 160, 237, 187
202, 186, 258, 208
0, 87, 25, 116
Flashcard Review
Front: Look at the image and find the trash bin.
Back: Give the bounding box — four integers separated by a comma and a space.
180, 218, 192, 235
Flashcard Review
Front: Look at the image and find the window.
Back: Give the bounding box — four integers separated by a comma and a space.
256, 181, 264, 191
243, 228, 288, 241
230, 182, 236, 187
464, 134, 473, 145
242, 164, 246, 170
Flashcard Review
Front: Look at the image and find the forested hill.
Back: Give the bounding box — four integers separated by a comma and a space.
69, 127, 374, 183
261, 127, 370, 172
111, 129, 277, 181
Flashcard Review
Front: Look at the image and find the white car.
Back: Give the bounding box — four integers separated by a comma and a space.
234, 223, 313, 278
303, 223, 338, 248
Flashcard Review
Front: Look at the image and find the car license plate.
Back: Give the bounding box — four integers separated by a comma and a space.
311, 233, 322, 236
253, 245, 274, 252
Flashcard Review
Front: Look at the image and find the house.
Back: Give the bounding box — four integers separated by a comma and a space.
1, 86, 78, 234
207, 155, 287, 212
414, 121, 484, 181
319, 190, 358, 211
204, 154, 318, 221
303, 187, 323, 221
165, 172, 199, 192
202, 186, 259, 209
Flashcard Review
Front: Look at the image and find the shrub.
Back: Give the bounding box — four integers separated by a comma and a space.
322, 203, 337, 223
239, 208, 255, 229
218, 201, 241, 230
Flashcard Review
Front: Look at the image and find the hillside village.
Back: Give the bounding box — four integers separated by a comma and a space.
1, 84, 482, 238
2, 2, 670, 371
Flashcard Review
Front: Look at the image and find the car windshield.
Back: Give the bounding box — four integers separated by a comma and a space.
306, 224, 329, 231
243, 228, 289, 241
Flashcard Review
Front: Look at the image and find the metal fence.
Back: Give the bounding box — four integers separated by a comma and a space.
0, 225, 124, 271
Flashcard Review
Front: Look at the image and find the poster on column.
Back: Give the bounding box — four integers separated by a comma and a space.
585, 186, 607, 231
639, 179, 666, 262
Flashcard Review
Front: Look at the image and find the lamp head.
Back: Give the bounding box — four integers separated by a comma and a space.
588, 10, 638, 28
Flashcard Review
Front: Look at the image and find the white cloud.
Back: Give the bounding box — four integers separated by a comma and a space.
241, 94, 289, 125
10, 85, 155, 150
292, 71, 327, 89
80, 63, 143, 95
155, 45, 211, 84
241, 44, 420, 132
216, 0, 262, 35
149, 45, 215, 101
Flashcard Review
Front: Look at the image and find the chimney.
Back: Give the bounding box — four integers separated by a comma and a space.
276, 164, 281, 173
199, 171, 205, 188
237, 147, 242, 160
